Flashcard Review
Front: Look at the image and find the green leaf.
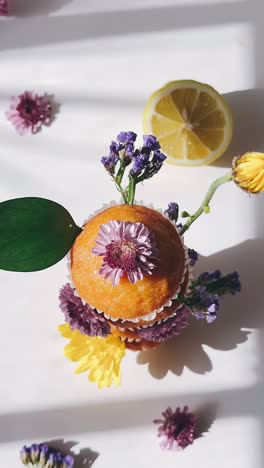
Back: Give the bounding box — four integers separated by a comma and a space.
0, 197, 82, 272
203, 205, 210, 214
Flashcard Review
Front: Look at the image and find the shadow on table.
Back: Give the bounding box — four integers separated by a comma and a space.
44, 439, 99, 467
8, 0, 73, 16
213, 88, 264, 168
138, 238, 264, 379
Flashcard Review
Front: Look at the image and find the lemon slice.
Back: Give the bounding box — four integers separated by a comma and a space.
143, 80, 233, 166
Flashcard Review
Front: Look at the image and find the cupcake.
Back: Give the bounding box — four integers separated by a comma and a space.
69, 203, 191, 350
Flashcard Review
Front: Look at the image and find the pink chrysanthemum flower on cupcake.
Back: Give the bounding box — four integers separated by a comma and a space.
92, 220, 158, 285
0, 0, 8, 15
154, 406, 197, 450
6, 91, 52, 135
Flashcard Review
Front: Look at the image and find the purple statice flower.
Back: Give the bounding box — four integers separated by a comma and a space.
131, 152, 150, 174
59, 283, 110, 337
137, 306, 190, 342
101, 152, 119, 175
124, 142, 134, 159
117, 131, 137, 144
188, 248, 198, 267
130, 140, 166, 180
152, 149, 166, 171
192, 285, 219, 323
6, 91, 52, 135
101, 140, 122, 174
154, 406, 197, 450
196, 270, 241, 296
0, 0, 7, 15
142, 134, 161, 151
92, 220, 158, 285
20, 443, 74, 467
197, 270, 221, 283
164, 202, 179, 223
109, 140, 122, 154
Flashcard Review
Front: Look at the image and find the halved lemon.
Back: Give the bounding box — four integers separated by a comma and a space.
143, 80, 233, 166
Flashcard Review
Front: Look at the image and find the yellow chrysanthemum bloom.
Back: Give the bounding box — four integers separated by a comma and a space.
58, 323, 126, 388
233, 152, 264, 194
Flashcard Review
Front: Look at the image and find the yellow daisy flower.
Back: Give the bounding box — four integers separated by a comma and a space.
233, 152, 264, 194
58, 323, 125, 388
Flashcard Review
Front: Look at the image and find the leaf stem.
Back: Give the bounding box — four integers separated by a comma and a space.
180, 171, 233, 236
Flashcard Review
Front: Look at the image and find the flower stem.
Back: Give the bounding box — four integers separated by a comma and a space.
114, 177, 129, 204
116, 163, 125, 185
128, 177, 136, 205
180, 171, 233, 236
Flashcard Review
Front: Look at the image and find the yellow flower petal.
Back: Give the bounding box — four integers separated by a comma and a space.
233, 152, 264, 194
58, 324, 125, 388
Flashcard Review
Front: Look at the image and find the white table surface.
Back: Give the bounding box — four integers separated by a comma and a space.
0, 0, 264, 466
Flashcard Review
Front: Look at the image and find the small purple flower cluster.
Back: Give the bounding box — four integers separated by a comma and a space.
101, 132, 166, 203
164, 202, 179, 223
182, 269, 241, 323
20, 443, 74, 467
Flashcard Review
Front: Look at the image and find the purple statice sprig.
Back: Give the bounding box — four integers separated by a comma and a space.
154, 406, 197, 450
178, 270, 241, 323
20, 443, 74, 467
101, 132, 166, 205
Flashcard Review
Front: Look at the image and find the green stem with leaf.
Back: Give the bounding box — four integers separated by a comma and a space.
180, 171, 233, 235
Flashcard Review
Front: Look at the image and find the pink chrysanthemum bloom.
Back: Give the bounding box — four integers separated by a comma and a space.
92, 220, 158, 285
0, 0, 7, 15
6, 91, 52, 135
154, 406, 197, 450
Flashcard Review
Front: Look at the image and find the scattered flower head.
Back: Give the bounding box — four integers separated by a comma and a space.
0, 0, 7, 15
154, 406, 197, 450
101, 132, 166, 204
187, 248, 198, 267
59, 323, 125, 388
92, 220, 158, 285
59, 283, 110, 337
164, 202, 179, 223
232, 152, 264, 194
6, 91, 52, 135
20, 443, 74, 467
137, 306, 190, 342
